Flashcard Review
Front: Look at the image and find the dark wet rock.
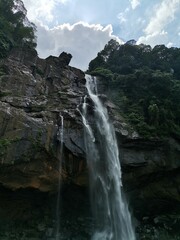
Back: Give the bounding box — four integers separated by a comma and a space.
59, 51, 72, 66
0, 47, 86, 191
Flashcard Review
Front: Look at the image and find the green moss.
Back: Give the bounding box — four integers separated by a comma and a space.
0, 90, 12, 97
0, 137, 20, 157
36, 67, 44, 76
0, 66, 6, 76
29, 105, 46, 112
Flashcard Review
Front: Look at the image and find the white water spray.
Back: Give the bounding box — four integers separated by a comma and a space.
81, 75, 136, 240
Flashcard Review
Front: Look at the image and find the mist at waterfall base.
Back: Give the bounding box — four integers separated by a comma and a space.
80, 75, 136, 240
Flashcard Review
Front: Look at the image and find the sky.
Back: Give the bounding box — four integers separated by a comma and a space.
22, 0, 180, 70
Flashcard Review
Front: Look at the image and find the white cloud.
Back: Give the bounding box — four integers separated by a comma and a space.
144, 0, 180, 35
36, 22, 123, 70
137, 0, 180, 46
22, 0, 180, 69
118, 13, 127, 23
22, 0, 123, 70
167, 42, 173, 47
117, 8, 129, 24
23, 0, 55, 22
23, 0, 69, 23
138, 30, 168, 46
130, 0, 140, 9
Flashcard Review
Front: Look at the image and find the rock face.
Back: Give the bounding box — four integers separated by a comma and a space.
0, 47, 87, 192
0, 46, 179, 222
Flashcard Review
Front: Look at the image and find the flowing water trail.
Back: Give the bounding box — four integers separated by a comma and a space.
81, 75, 136, 240
56, 115, 64, 240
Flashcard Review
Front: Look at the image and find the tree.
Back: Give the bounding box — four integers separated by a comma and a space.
148, 103, 159, 126
0, 0, 36, 58
88, 40, 180, 138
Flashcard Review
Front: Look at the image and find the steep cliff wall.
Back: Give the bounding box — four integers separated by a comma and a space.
0, 47, 87, 192
0, 47, 179, 226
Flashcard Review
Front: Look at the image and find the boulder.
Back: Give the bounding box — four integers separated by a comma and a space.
59, 51, 72, 66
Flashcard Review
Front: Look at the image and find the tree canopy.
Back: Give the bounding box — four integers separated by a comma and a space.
0, 0, 36, 58
88, 40, 180, 139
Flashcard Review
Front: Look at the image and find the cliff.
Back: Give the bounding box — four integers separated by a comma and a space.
0, 47, 87, 191
0, 47, 180, 238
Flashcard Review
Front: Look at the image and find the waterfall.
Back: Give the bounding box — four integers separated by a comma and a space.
81, 75, 136, 240
56, 115, 64, 240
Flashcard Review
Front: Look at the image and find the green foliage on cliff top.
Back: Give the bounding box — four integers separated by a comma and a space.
0, 0, 36, 58
88, 40, 180, 139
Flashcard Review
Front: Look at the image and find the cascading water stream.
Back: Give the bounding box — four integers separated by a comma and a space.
81, 75, 136, 240
56, 115, 64, 240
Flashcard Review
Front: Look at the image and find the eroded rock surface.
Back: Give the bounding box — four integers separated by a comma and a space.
0, 47, 87, 192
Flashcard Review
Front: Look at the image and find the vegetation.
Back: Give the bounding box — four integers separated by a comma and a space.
0, 0, 36, 58
88, 40, 180, 138
0, 137, 20, 158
